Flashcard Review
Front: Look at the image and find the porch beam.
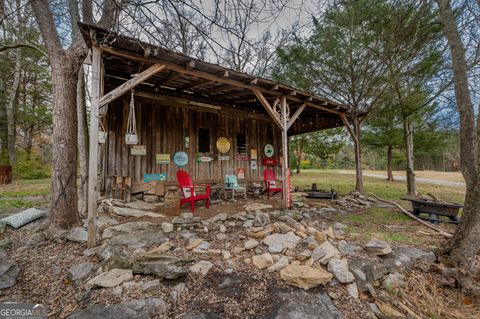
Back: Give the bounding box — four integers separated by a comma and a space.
252, 89, 283, 128
99, 63, 166, 107
87, 46, 102, 247
287, 103, 306, 130
99, 46, 344, 113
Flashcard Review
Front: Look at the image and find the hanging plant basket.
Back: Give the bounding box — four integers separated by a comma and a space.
125, 90, 138, 145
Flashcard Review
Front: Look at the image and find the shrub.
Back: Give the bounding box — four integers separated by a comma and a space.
13, 155, 50, 179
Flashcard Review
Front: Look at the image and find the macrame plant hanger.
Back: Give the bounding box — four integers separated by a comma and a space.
125, 90, 138, 145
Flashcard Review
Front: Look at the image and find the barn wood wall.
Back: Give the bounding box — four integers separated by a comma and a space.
101, 97, 283, 187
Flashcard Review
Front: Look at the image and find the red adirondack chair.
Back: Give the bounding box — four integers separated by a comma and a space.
176, 170, 211, 213
263, 169, 282, 199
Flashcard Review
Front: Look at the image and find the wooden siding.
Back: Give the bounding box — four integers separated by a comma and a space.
101, 97, 283, 188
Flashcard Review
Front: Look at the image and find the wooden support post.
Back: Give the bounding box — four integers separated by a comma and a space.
87, 46, 101, 247
281, 95, 289, 209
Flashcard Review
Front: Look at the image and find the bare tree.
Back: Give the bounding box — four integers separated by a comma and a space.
30, 0, 120, 229
436, 0, 480, 279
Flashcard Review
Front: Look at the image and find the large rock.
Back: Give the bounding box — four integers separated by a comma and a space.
67, 298, 168, 319
364, 239, 392, 256
327, 259, 354, 284
244, 239, 259, 250
102, 222, 157, 239
68, 262, 95, 284
252, 253, 274, 269
107, 229, 168, 247
1, 208, 46, 229
85, 269, 133, 290
161, 222, 174, 233
263, 232, 301, 252
312, 241, 339, 264
337, 240, 358, 256
253, 210, 270, 227
189, 261, 213, 276
66, 227, 88, 243
171, 213, 202, 227
267, 256, 289, 273
132, 253, 190, 279
211, 213, 227, 222
280, 265, 333, 290
112, 207, 164, 218
98, 245, 132, 270
0, 250, 19, 289
272, 290, 342, 319
123, 201, 158, 211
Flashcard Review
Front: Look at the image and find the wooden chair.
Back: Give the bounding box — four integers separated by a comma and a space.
223, 173, 247, 201
176, 170, 211, 213
263, 169, 282, 199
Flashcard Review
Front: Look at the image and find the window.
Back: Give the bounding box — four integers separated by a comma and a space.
237, 133, 246, 154
198, 128, 210, 153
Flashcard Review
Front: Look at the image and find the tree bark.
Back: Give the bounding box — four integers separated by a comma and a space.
31, 0, 83, 229
386, 144, 394, 181
6, 47, 22, 165
77, 66, 89, 217
353, 117, 364, 193
437, 0, 480, 269
403, 115, 416, 195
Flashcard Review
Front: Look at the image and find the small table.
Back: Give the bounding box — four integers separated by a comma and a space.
209, 184, 223, 204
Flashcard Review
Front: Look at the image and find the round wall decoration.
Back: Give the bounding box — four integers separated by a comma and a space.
173, 151, 189, 167
264, 144, 274, 158
216, 137, 231, 153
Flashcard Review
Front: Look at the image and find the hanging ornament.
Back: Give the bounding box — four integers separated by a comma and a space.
98, 120, 107, 144
125, 90, 138, 145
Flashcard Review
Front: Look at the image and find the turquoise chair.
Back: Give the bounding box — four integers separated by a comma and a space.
223, 174, 247, 201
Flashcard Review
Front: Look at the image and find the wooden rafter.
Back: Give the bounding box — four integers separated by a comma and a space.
99, 63, 166, 106
158, 72, 180, 86
287, 103, 306, 130
252, 89, 283, 128
99, 46, 345, 113
181, 79, 213, 92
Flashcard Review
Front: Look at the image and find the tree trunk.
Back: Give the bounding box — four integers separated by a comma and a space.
437, 0, 480, 268
6, 47, 22, 165
353, 117, 363, 193
403, 115, 416, 195
386, 144, 394, 181
48, 59, 81, 229
77, 66, 89, 217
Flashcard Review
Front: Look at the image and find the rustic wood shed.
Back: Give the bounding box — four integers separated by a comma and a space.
79, 23, 353, 245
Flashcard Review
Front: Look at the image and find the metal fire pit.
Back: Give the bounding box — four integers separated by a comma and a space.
406, 198, 463, 224
305, 183, 337, 199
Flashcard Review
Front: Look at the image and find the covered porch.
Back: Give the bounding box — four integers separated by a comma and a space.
79, 23, 352, 245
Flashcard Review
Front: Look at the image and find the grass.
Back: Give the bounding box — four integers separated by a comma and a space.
291, 169, 465, 204
292, 169, 465, 246
0, 178, 50, 214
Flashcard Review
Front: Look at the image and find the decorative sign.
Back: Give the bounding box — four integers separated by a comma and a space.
263, 158, 277, 166
236, 154, 249, 161
286, 169, 292, 208
197, 156, 213, 163
131, 145, 146, 156
238, 168, 245, 179
156, 154, 170, 164
185, 137, 190, 148
216, 137, 231, 153
250, 149, 258, 160
219, 155, 230, 161
251, 160, 257, 170
144, 173, 167, 182
264, 144, 274, 157
174, 151, 189, 167
98, 131, 107, 144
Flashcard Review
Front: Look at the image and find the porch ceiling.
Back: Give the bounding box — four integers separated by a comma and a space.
79, 23, 351, 135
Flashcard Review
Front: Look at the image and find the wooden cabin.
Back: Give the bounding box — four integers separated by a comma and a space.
79, 23, 352, 228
